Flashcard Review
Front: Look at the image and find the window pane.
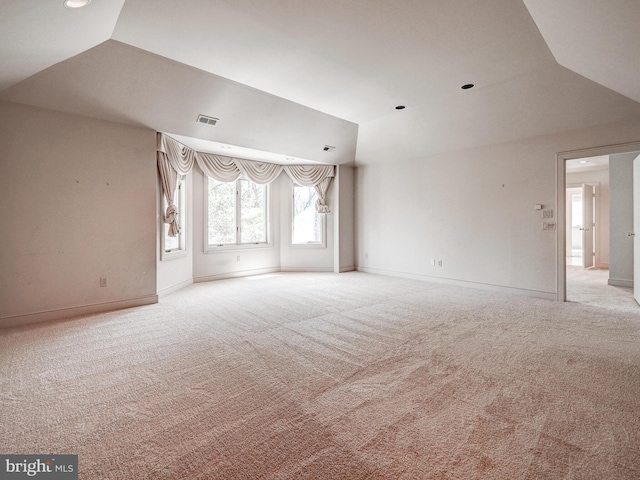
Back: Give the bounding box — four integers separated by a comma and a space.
208, 179, 236, 245
240, 179, 267, 243
293, 185, 322, 244
164, 177, 183, 253
164, 222, 179, 251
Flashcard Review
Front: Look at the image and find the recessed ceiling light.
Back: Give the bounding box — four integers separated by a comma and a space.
395, 105, 406, 110
461, 84, 475, 90
64, 0, 91, 8
579, 160, 588, 164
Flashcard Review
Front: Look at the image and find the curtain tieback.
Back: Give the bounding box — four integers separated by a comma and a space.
316, 200, 330, 214
164, 204, 178, 224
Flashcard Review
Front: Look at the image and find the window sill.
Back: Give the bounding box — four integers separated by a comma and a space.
204, 243, 274, 254
289, 242, 327, 249
161, 249, 188, 261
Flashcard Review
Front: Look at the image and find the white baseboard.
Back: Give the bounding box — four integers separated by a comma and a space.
195, 266, 343, 283
194, 267, 281, 283
280, 266, 334, 273
0, 295, 158, 329
608, 278, 633, 288
357, 266, 556, 301
158, 278, 193, 297
337, 265, 356, 273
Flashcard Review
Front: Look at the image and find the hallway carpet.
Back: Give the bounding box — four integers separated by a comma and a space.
1, 272, 639, 479
566, 266, 638, 313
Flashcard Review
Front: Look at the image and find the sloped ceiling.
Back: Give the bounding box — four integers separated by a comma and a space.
0, 0, 126, 91
523, 0, 640, 105
1, 0, 639, 165
111, 0, 554, 125
0, 40, 358, 164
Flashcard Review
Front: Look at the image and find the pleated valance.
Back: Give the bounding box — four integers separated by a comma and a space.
157, 133, 335, 236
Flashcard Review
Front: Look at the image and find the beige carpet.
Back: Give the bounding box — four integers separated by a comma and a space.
567, 266, 638, 313
1, 272, 639, 479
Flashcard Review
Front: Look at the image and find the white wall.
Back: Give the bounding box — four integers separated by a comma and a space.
356, 118, 640, 298
0, 100, 157, 326
335, 166, 356, 272
566, 168, 610, 268
609, 152, 637, 286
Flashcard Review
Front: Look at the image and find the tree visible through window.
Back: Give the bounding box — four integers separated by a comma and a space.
163, 175, 186, 257
292, 184, 323, 244
239, 179, 267, 243
207, 178, 268, 247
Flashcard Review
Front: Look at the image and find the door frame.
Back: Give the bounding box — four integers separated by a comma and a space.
556, 140, 640, 301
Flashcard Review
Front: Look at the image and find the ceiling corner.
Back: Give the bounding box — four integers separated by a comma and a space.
0, 0, 126, 92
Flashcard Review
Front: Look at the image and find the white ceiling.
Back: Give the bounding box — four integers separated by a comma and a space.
111, 0, 554, 125
523, 0, 640, 105
0, 0, 125, 91
566, 155, 610, 173
1, 1, 640, 165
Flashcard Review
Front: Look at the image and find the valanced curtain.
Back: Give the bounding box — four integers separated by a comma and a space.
156, 133, 335, 236
157, 134, 197, 237
284, 165, 335, 213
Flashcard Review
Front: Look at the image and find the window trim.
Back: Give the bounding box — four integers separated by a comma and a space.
204, 176, 273, 253
290, 183, 327, 248
161, 175, 188, 261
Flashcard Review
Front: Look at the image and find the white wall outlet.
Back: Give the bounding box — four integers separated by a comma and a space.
438, 260, 443, 267
535, 204, 543, 210
100, 277, 108, 287
543, 210, 553, 218
543, 222, 556, 231
237, 256, 240, 262
365, 253, 369, 259
430, 259, 436, 266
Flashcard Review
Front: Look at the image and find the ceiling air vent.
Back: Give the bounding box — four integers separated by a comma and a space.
323, 145, 336, 152
196, 114, 219, 126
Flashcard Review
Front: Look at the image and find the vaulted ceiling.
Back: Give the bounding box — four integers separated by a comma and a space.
1, 0, 639, 165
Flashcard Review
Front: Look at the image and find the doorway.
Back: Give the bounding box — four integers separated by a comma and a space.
556, 143, 640, 305
565, 157, 607, 304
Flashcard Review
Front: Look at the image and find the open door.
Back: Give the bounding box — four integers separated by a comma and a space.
581, 184, 594, 268
634, 157, 640, 303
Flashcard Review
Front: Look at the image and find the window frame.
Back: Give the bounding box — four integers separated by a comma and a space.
204, 176, 272, 253
161, 174, 188, 261
290, 183, 326, 248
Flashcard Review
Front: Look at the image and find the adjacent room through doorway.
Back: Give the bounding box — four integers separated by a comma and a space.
563, 152, 637, 309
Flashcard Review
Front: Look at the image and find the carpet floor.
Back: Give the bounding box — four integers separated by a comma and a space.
1, 272, 639, 479
566, 266, 638, 313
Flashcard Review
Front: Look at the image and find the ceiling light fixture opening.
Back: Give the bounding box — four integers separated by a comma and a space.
63, 0, 91, 8
395, 105, 406, 110
461, 83, 475, 90
323, 145, 336, 152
